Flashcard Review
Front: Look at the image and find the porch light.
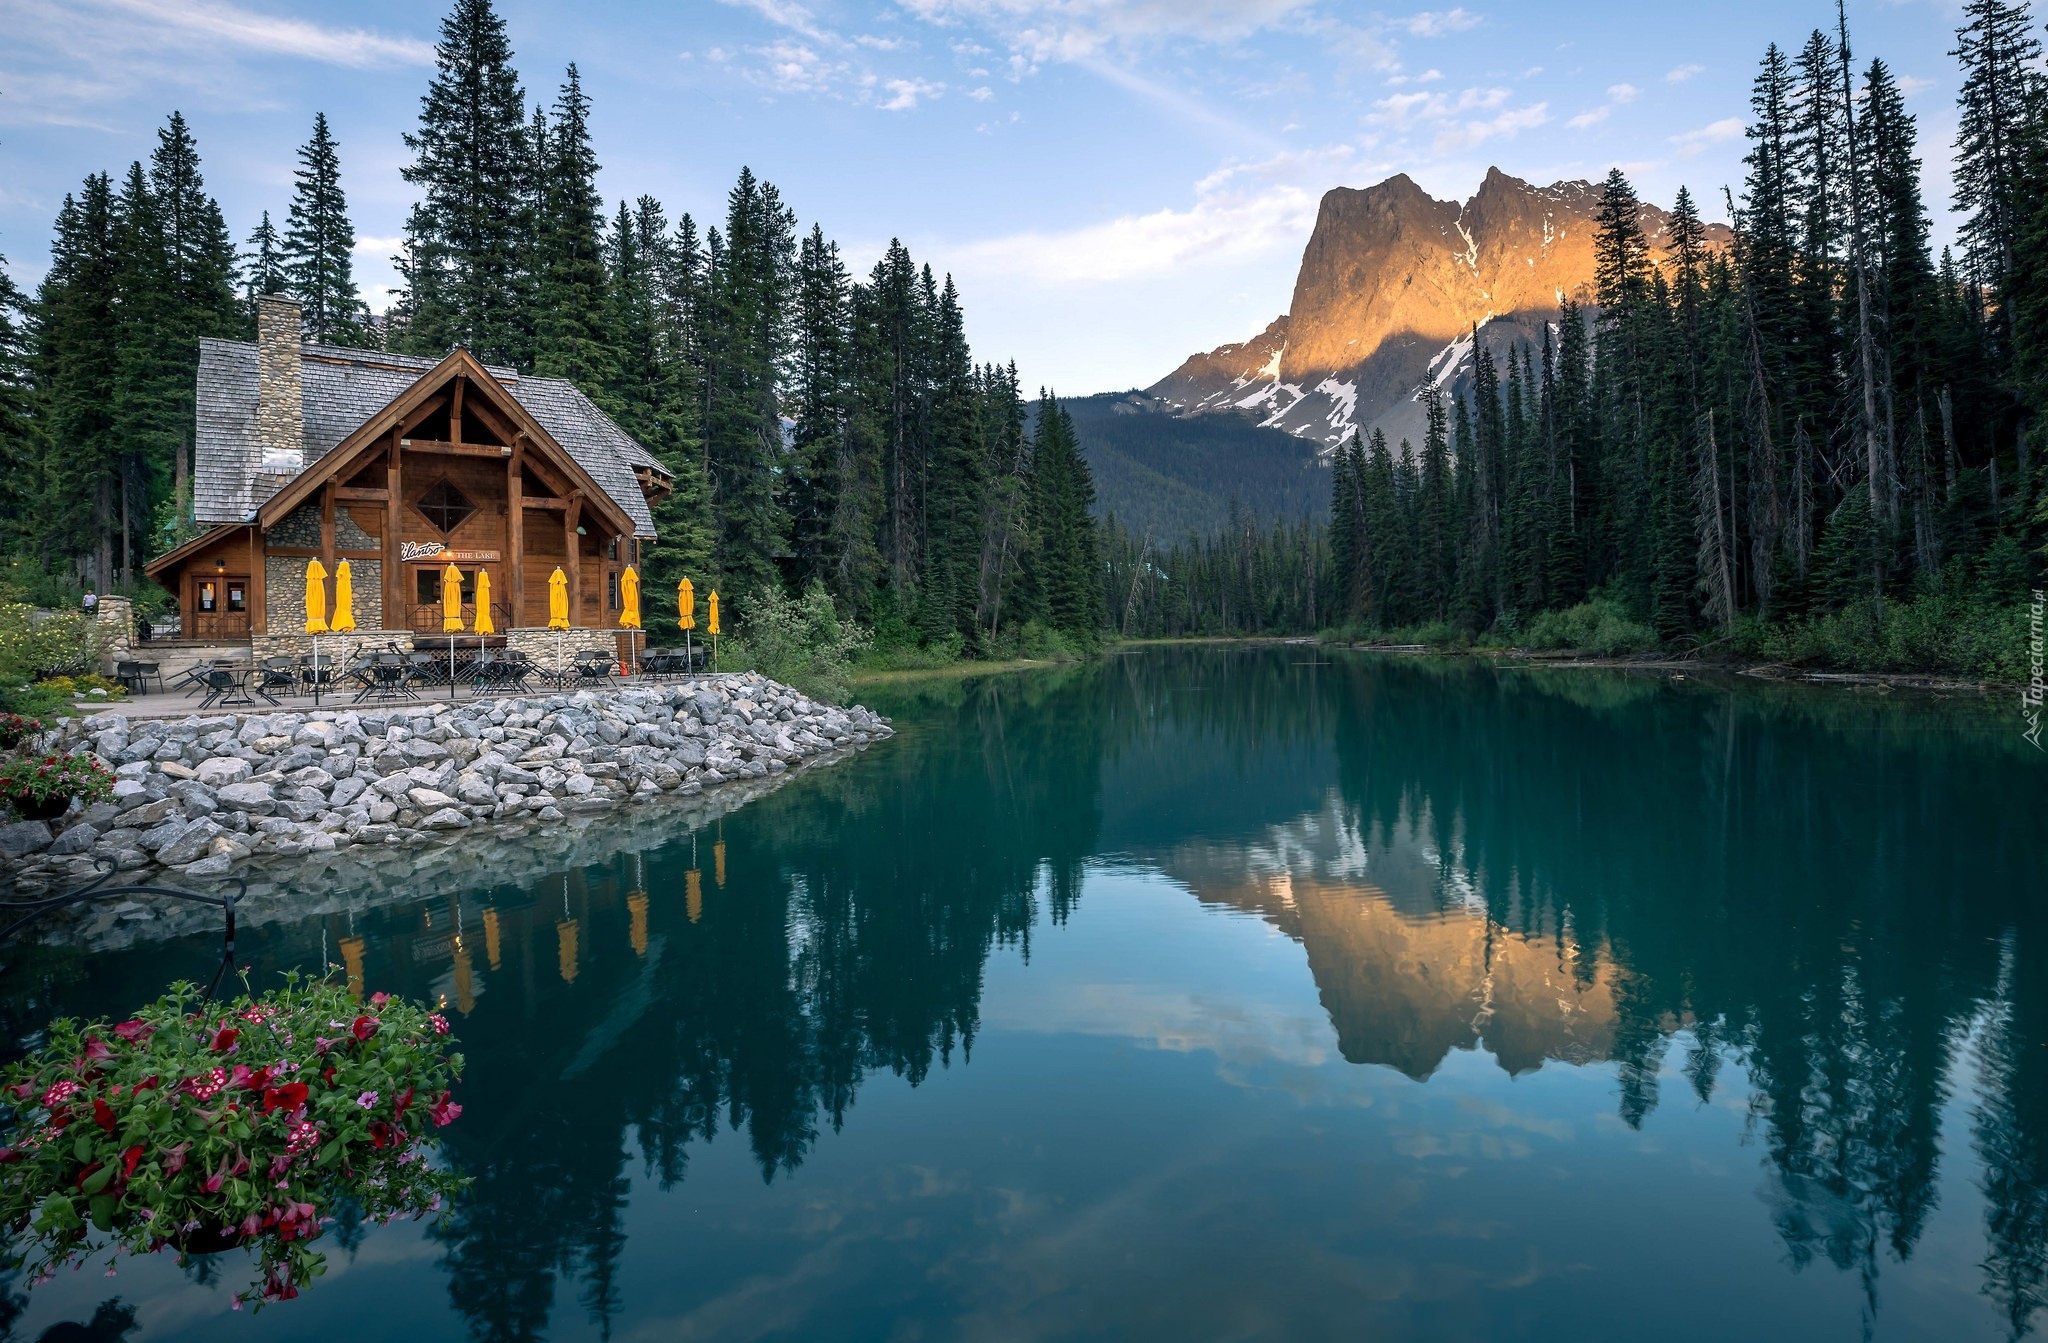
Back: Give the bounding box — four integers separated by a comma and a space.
575, 525, 587, 536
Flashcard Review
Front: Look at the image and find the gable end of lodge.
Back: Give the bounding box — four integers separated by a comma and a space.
145, 294, 672, 651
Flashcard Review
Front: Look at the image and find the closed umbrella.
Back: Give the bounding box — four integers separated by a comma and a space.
707, 590, 720, 672
548, 566, 570, 684
304, 559, 328, 707
678, 577, 695, 673
471, 570, 495, 694
304, 559, 329, 634
473, 569, 495, 635
442, 562, 464, 699
332, 560, 356, 632
619, 566, 641, 676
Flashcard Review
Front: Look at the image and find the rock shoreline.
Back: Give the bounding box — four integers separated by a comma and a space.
0, 674, 891, 893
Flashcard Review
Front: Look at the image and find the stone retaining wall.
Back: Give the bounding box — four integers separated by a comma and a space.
0, 674, 891, 891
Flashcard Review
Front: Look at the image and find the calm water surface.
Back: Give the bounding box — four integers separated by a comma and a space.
2, 647, 2042, 1342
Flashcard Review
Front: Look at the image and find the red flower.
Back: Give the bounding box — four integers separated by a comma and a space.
261, 1082, 309, 1115
367, 1120, 396, 1151
0, 1147, 19, 1164
73, 1161, 103, 1191
241, 1065, 273, 1092
113, 1019, 153, 1045
429, 1092, 462, 1128
392, 1086, 415, 1122
120, 1144, 144, 1178
369, 992, 390, 1007
92, 1097, 116, 1133
163, 1142, 189, 1174
81, 1036, 113, 1062
133, 1075, 159, 1093
350, 1015, 379, 1042
320, 1065, 337, 1088
210, 1025, 240, 1053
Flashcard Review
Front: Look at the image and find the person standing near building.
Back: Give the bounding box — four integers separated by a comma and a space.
81, 589, 98, 615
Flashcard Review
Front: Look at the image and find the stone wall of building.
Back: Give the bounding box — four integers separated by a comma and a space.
265, 556, 384, 634
255, 294, 304, 475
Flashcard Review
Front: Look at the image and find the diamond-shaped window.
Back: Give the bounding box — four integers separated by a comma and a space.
416, 479, 477, 535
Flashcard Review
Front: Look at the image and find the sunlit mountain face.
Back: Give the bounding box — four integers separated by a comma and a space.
3, 648, 2040, 1342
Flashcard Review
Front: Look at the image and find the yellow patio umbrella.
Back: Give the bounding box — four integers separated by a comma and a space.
547, 566, 570, 681
547, 567, 570, 630
440, 563, 464, 632
303, 559, 329, 634
619, 566, 641, 675
331, 560, 356, 632
472, 569, 495, 635
678, 576, 696, 673
440, 562, 464, 700
707, 590, 720, 672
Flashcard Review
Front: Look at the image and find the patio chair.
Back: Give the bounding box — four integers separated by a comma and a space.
255, 656, 299, 702
301, 654, 340, 695
174, 661, 215, 697
571, 650, 615, 690
114, 660, 165, 695
196, 665, 255, 711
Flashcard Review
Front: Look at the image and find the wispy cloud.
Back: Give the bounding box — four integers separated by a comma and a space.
949, 168, 1321, 285
879, 76, 943, 110
897, 0, 1319, 63
1671, 116, 1743, 157
1608, 82, 1639, 104
1403, 8, 1481, 38
1665, 63, 1705, 83
83, 0, 432, 68
1568, 106, 1609, 129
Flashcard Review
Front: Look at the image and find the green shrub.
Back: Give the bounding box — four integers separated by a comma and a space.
1521, 598, 1660, 656
988, 619, 1081, 662
1729, 588, 2030, 681
728, 581, 871, 704
0, 604, 107, 685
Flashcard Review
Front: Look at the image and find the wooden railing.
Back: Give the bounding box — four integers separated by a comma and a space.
407, 602, 515, 635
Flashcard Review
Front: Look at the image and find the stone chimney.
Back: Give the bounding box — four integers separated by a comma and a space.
255, 293, 304, 476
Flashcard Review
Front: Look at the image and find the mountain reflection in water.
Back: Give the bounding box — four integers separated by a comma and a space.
1, 647, 2040, 1343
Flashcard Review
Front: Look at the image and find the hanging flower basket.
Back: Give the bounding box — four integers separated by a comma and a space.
0, 751, 112, 823
0, 713, 41, 751
0, 974, 466, 1311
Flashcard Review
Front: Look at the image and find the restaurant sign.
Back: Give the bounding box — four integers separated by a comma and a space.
401, 542, 501, 563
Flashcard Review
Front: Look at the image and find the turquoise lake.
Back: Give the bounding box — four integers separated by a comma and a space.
1, 645, 2042, 1341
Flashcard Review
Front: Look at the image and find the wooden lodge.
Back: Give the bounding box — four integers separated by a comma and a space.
145, 295, 669, 650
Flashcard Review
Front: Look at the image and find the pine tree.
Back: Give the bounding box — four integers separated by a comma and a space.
283, 112, 366, 344
533, 65, 613, 388
917, 274, 987, 643
1028, 393, 1103, 641
700, 168, 794, 603
242, 211, 284, 322
398, 0, 533, 366
785, 224, 851, 594
33, 177, 121, 581
1950, 0, 2043, 313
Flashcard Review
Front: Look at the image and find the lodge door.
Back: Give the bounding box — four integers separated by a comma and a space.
192, 575, 251, 639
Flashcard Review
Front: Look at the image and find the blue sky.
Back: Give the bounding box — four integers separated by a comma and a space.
0, 0, 1977, 395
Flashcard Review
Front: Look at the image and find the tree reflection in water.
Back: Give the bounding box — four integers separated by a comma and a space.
0, 650, 2040, 1341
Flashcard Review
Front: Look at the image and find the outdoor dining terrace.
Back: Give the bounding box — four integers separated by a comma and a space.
106, 640, 716, 721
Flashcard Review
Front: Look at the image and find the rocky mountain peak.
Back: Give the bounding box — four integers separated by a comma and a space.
1150, 167, 1729, 455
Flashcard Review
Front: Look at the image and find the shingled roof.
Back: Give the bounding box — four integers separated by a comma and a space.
193, 339, 666, 536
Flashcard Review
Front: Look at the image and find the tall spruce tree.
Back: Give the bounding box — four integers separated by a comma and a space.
283, 112, 366, 344
533, 65, 613, 388
398, 0, 533, 366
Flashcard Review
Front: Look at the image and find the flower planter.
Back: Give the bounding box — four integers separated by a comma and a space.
10, 794, 71, 822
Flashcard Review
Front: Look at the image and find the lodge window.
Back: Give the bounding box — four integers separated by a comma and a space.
415, 479, 477, 535
417, 569, 472, 605
198, 582, 217, 613
608, 572, 620, 611
226, 583, 246, 613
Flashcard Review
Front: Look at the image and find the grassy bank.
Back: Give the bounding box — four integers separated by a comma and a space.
1324, 589, 2035, 687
